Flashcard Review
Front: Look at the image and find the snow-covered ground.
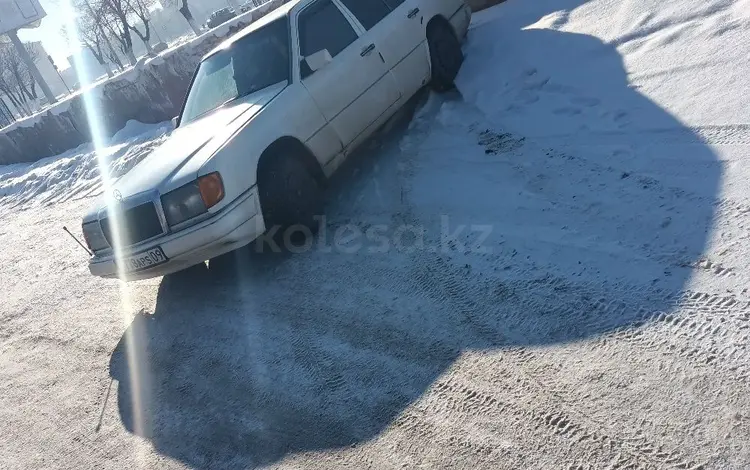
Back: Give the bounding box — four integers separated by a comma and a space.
2, 0, 750, 468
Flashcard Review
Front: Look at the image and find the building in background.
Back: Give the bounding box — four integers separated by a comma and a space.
66, 48, 108, 88
26, 42, 70, 98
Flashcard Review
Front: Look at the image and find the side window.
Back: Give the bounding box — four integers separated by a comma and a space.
299, 0, 359, 59
383, 0, 406, 9
339, 0, 391, 30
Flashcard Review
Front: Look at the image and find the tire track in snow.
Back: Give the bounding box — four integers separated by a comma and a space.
391, 354, 707, 469
714, 197, 750, 236
433, 100, 750, 379
604, 292, 750, 379
379, 95, 740, 469
397, 244, 739, 466
524, 124, 750, 147
294, 94, 704, 466
465, 101, 750, 289
498, 281, 750, 385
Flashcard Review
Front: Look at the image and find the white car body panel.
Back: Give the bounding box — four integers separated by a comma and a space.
107, 82, 289, 205
84, 0, 471, 280
297, 3, 401, 149
89, 190, 265, 281
200, 84, 334, 208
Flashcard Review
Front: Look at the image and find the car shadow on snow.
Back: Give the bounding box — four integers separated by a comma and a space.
110, 3, 721, 467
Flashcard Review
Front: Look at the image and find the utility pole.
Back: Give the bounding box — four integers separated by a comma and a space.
7, 29, 57, 105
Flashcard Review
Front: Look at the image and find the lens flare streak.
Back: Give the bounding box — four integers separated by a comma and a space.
61, 0, 150, 446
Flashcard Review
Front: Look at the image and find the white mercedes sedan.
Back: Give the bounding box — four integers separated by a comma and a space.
82, 0, 472, 280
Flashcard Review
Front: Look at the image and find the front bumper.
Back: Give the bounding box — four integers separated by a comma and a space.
89, 189, 265, 281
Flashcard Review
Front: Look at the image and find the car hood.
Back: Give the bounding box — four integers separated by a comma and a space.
84, 82, 286, 222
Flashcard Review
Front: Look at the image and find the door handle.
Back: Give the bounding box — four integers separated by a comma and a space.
408, 8, 420, 18
360, 44, 376, 57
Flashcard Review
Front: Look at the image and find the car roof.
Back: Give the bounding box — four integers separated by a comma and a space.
202, 0, 304, 61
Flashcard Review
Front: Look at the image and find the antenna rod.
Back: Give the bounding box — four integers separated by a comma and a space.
63, 226, 93, 256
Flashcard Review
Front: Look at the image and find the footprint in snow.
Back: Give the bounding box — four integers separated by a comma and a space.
571, 96, 601, 107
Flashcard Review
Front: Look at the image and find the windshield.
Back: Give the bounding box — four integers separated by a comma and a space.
180, 18, 290, 125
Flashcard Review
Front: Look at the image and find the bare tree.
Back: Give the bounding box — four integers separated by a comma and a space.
100, 0, 138, 65
0, 72, 29, 117
126, 0, 157, 55
66, 0, 116, 78
1, 44, 42, 101
106, 45, 126, 71
162, 0, 201, 36
0, 45, 35, 115
84, 0, 129, 70
21, 44, 39, 100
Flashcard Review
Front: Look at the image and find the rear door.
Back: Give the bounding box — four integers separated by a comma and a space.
337, 0, 434, 97
297, 0, 401, 148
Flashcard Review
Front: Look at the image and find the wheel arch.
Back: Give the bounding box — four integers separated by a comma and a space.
256, 136, 327, 189
426, 14, 456, 41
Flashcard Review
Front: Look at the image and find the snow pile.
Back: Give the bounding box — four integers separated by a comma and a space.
460, 0, 750, 128
0, 120, 171, 210
111, 119, 166, 142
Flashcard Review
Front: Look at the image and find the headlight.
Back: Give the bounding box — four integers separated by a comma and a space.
82, 221, 110, 252
161, 180, 206, 227
161, 173, 224, 228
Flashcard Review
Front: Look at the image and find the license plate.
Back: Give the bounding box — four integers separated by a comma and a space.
118, 247, 168, 273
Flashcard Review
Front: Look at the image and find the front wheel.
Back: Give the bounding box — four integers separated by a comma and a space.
428, 20, 464, 92
258, 156, 323, 236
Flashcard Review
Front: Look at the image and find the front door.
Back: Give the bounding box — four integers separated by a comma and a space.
297, 0, 401, 148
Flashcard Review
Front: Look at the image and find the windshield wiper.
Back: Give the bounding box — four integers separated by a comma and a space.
234, 84, 266, 101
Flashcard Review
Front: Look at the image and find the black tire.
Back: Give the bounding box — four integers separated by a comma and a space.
428, 19, 464, 92
258, 155, 323, 235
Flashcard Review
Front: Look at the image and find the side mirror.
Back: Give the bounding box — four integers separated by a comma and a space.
303, 49, 332, 76
171, 116, 179, 129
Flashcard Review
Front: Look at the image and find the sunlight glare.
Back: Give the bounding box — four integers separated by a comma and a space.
61, 0, 150, 444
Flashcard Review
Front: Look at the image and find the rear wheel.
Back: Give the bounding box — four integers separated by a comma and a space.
428, 20, 464, 92
258, 155, 323, 237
